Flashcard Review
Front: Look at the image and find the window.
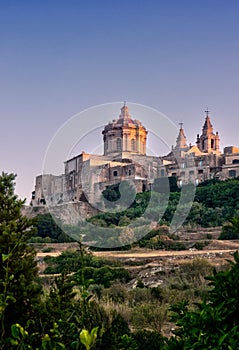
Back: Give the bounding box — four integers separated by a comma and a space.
113, 170, 118, 177
125, 134, 128, 151
131, 139, 136, 151
232, 159, 239, 164
116, 138, 121, 152
229, 170, 236, 178
198, 169, 203, 174
211, 139, 214, 149
189, 170, 194, 175
160, 169, 165, 176
129, 170, 131, 176
172, 172, 177, 177
180, 171, 185, 177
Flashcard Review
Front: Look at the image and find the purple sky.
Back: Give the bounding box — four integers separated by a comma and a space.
1, 0, 239, 202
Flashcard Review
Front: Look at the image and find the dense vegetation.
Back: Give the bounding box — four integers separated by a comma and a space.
1, 172, 239, 349
31, 213, 74, 243
44, 250, 130, 288
166, 251, 239, 349
85, 177, 239, 247
31, 177, 239, 246
89, 177, 239, 229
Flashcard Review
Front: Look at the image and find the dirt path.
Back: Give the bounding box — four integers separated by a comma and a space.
93, 248, 236, 259
35, 240, 239, 260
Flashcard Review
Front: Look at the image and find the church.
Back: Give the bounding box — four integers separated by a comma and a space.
31, 104, 239, 206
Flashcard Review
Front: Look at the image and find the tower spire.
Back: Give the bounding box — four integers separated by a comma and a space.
175, 121, 188, 150
120, 102, 130, 119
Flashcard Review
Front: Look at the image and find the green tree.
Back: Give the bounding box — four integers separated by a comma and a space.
33, 213, 73, 242
0, 172, 41, 342
219, 215, 239, 239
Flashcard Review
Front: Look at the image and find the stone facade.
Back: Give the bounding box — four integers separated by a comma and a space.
221, 146, 239, 179
31, 105, 239, 207
31, 174, 65, 206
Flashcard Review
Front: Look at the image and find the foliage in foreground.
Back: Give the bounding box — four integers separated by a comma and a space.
0, 172, 41, 340
167, 251, 239, 349
2, 172, 239, 349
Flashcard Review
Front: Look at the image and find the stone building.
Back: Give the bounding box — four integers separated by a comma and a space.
61, 104, 161, 205
31, 174, 64, 206
222, 146, 239, 179
31, 104, 239, 206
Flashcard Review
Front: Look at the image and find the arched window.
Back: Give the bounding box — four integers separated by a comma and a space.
124, 134, 128, 151
211, 139, 214, 149
116, 138, 121, 151
131, 139, 136, 151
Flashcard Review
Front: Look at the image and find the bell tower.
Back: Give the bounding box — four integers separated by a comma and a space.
196, 110, 220, 154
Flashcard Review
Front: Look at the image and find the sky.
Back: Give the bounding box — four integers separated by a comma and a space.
1, 0, 239, 203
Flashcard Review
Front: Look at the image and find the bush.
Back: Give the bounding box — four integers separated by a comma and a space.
193, 241, 209, 250
33, 213, 74, 242
132, 330, 165, 350
219, 216, 239, 239
167, 251, 239, 349
42, 246, 55, 253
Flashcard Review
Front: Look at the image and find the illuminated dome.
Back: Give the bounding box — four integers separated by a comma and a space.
102, 104, 147, 156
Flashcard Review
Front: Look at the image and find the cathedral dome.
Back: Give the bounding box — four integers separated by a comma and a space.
102, 104, 147, 156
